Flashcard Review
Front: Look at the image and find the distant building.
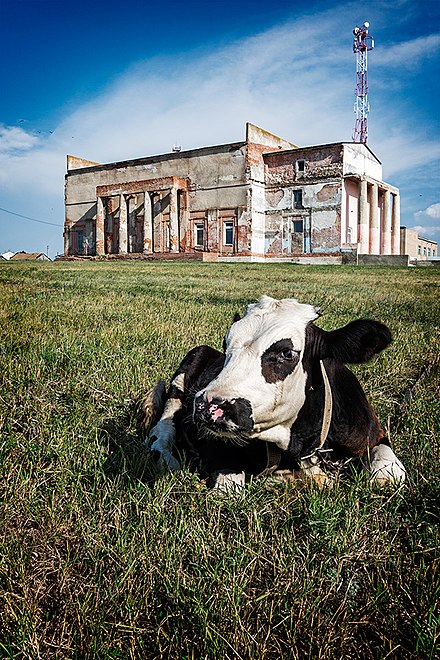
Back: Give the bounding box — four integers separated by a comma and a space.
400, 227, 437, 261
1, 251, 15, 260
10, 252, 51, 261
64, 123, 401, 260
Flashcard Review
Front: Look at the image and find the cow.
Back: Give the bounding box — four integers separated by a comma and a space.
141, 296, 405, 490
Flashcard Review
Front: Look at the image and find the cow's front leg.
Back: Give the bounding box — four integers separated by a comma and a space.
148, 373, 186, 472
368, 443, 406, 485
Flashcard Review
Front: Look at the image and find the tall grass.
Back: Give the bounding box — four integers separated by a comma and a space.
0, 261, 439, 658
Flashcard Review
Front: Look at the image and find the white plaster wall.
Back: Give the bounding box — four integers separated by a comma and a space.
313, 209, 336, 230
250, 181, 267, 255
344, 179, 359, 245
343, 144, 382, 181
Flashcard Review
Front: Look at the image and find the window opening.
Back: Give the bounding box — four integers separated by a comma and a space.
293, 190, 303, 208
195, 223, 204, 247
224, 220, 234, 246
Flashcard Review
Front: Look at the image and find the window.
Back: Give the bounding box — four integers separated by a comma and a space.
428, 247, 431, 257
433, 249, 436, 256
195, 223, 204, 247
293, 190, 303, 208
418, 245, 421, 255
296, 160, 305, 172
292, 219, 303, 233
347, 227, 352, 243
224, 221, 234, 246
77, 231, 84, 254
423, 247, 426, 256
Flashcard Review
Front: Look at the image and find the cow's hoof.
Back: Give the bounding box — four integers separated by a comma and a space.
369, 444, 406, 486
211, 471, 246, 493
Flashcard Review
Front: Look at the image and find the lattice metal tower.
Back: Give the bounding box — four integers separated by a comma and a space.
352, 22, 374, 143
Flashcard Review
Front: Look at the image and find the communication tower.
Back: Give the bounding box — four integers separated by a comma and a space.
352, 21, 374, 144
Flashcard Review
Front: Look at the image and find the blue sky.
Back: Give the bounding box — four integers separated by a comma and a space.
1, 0, 439, 257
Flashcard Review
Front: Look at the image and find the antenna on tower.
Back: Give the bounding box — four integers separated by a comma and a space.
352, 21, 374, 144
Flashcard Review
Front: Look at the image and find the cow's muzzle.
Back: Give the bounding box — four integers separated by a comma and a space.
193, 393, 254, 435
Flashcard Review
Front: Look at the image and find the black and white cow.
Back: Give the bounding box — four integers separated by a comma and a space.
143, 296, 405, 489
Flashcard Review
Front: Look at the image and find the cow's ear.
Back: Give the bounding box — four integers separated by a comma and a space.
325, 320, 392, 363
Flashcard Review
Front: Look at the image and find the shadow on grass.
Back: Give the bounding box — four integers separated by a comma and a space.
100, 397, 161, 485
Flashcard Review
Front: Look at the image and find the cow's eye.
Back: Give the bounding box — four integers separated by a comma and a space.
279, 349, 296, 361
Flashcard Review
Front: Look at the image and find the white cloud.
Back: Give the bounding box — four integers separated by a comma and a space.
413, 202, 440, 230
0, 124, 40, 154
375, 33, 440, 69
412, 225, 440, 238
409, 204, 440, 241
423, 203, 440, 219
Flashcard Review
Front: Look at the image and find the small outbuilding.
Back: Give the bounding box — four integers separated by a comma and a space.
10, 252, 51, 261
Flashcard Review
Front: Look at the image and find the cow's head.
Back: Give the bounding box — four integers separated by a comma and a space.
193, 296, 391, 448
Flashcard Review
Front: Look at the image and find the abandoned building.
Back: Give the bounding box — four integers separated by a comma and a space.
64, 123, 401, 260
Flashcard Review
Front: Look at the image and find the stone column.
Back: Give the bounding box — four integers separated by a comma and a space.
118, 194, 128, 254
169, 186, 179, 252
64, 225, 70, 256
143, 192, 153, 253
382, 190, 392, 254
96, 196, 105, 255
358, 179, 369, 254
369, 183, 380, 254
391, 193, 401, 255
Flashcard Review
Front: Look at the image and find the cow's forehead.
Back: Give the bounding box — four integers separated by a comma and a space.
226, 296, 319, 350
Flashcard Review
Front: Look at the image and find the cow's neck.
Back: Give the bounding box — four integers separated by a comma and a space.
251, 360, 333, 453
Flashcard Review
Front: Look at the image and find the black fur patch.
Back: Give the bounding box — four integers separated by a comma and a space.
261, 339, 300, 384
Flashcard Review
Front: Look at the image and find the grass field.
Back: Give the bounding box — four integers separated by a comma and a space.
0, 261, 439, 659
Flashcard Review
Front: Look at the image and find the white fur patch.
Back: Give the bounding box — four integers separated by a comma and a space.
148, 396, 183, 471
172, 372, 185, 392
199, 296, 319, 441
211, 471, 246, 493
